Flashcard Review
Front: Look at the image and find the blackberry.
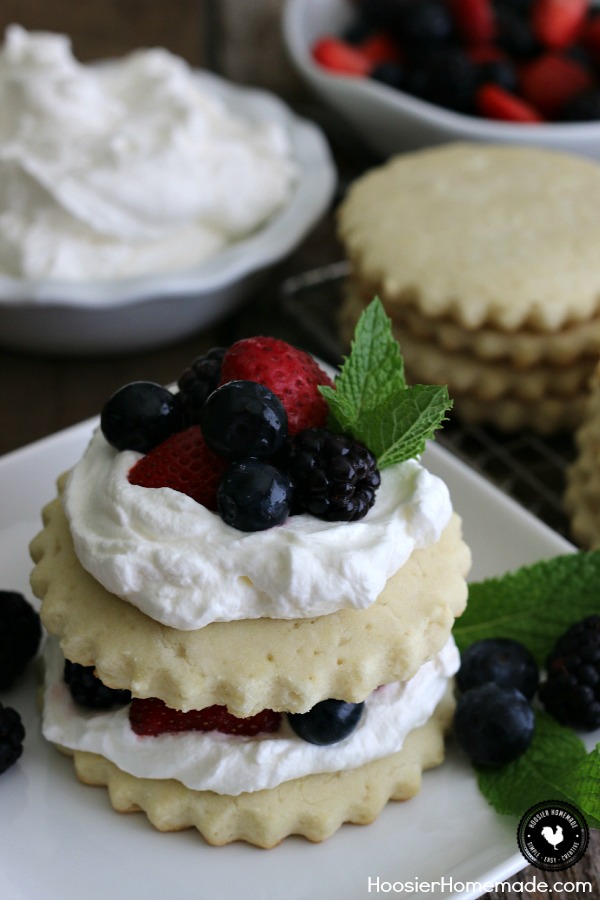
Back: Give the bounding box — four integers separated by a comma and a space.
0, 590, 42, 689
539, 616, 600, 731
0, 703, 25, 774
64, 660, 132, 710
279, 428, 380, 522
177, 347, 226, 425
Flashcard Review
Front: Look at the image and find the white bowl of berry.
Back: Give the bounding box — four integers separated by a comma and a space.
283, 0, 600, 160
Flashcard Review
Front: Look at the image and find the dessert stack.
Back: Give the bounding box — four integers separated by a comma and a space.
30, 301, 470, 846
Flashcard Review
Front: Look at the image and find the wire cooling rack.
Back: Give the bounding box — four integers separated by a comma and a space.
280, 263, 577, 541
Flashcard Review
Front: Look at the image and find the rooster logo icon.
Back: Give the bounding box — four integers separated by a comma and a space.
541, 824, 564, 850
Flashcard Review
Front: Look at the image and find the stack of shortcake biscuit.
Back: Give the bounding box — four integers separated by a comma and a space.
338, 143, 600, 434
565, 360, 600, 548
29, 314, 470, 847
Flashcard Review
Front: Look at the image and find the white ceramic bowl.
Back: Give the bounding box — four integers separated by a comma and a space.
284, 0, 600, 160
0, 71, 335, 356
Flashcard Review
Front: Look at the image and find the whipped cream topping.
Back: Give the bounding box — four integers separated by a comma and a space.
42, 637, 458, 795
0, 25, 296, 280
63, 428, 453, 629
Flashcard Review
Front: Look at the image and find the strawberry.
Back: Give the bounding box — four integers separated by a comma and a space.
450, 0, 496, 46
359, 31, 401, 65
476, 83, 544, 122
312, 36, 373, 76
129, 698, 282, 737
519, 52, 594, 117
531, 0, 589, 50
127, 426, 227, 511
219, 337, 334, 435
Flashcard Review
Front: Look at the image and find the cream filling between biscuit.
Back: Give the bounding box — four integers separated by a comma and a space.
42, 637, 459, 795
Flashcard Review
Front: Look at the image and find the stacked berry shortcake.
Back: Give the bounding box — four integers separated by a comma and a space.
30, 300, 471, 847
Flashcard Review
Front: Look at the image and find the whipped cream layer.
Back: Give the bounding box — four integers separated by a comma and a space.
43, 637, 458, 795
63, 428, 453, 629
0, 26, 296, 280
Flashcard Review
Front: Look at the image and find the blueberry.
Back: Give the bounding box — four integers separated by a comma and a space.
288, 699, 364, 745
457, 638, 539, 700
454, 683, 535, 767
100, 382, 182, 453
217, 459, 292, 531
201, 381, 288, 460
561, 87, 600, 122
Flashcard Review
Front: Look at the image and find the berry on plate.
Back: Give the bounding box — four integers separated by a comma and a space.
0, 590, 41, 689
219, 337, 334, 435
177, 347, 226, 425
456, 637, 539, 700
0, 703, 25, 775
453, 683, 535, 766
128, 426, 228, 511
531, 0, 589, 50
539, 614, 600, 730
129, 698, 282, 737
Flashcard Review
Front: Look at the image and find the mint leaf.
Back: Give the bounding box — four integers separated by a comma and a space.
320, 297, 405, 433
570, 744, 600, 829
350, 384, 452, 465
320, 298, 452, 467
453, 551, 600, 667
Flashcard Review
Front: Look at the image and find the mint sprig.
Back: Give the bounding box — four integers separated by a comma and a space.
453, 551, 600, 666
319, 298, 452, 466
453, 551, 600, 828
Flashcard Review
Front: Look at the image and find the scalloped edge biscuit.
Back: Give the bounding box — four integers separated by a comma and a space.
53, 689, 454, 847
30, 480, 470, 717
565, 361, 600, 547
338, 143, 600, 332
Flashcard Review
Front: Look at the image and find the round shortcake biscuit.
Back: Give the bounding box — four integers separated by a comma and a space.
338, 143, 600, 333
30, 477, 470, 718
53, 689, 454, 848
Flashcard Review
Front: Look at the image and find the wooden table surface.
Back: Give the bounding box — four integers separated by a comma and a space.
0, 4, 599, 897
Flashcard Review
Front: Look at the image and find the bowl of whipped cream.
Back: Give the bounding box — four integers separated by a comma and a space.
0, 26, 336, 355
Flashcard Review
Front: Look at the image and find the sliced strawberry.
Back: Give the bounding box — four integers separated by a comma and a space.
450, 0, 496, 45
359, 31, 402, 65
476, 82, 544, 122
312, 36, 373, 76
531, 0, 589, 50
219, 337, 334, 435
519, 52, 594, 116
127, 426, 227, 511
129, 698, 282, 737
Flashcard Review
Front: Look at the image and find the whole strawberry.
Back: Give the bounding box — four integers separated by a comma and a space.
219, 337, 334, 435
129, 698, 282, 737
127, 426, 228, 511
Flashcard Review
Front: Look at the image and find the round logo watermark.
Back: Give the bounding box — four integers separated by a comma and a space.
517, 801, 589, 871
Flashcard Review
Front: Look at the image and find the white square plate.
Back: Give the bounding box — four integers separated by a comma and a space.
0, 421, 589, 900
